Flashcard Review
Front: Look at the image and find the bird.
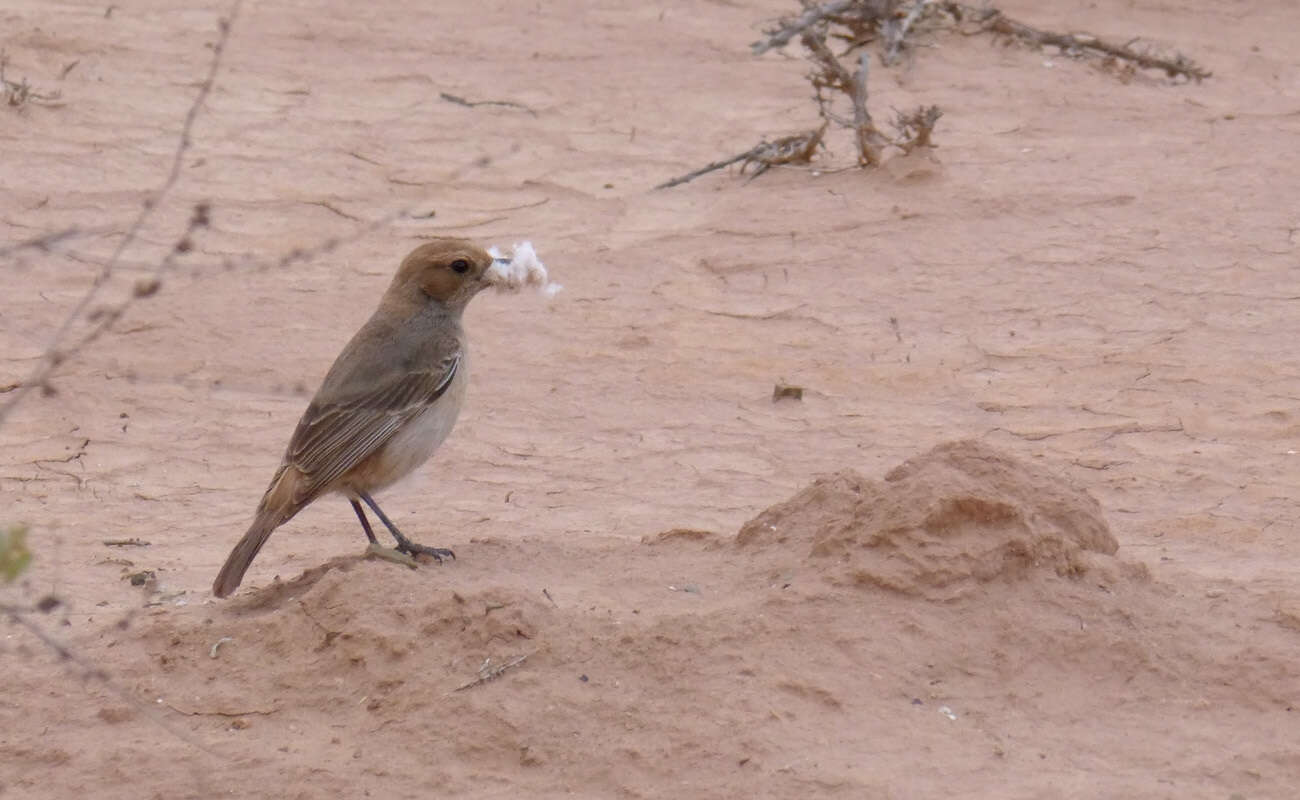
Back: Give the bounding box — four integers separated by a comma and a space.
212, 238, 500, 598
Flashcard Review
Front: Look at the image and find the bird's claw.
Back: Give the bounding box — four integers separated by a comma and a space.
395, 542, 456, 563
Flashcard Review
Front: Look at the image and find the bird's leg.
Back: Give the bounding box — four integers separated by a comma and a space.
351, 500, 379, 544
357, 491, 455, 563
353, 498, 416, 566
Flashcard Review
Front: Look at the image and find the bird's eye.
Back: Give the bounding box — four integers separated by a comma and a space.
450, 259, 470, 274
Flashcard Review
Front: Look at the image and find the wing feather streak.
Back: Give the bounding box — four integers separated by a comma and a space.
281, 351, 461, 499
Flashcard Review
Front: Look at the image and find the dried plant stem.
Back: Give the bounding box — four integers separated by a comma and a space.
851, 52, 884, 165
0, 226, 113, 258
451, 653, 532, 693
2, 603, 106, 680
883, 0, 931, 65
757, 1, 1209, 82
439, 91, 538, 117
804, 30, 889, 166
0, 0, 243, 428
893, 105, 943, 153
2, 603, 217, 754
1, 51, 63, 107
752, 0, 858, 55
655, 126, 826, 190
942, 2, 1211, 81
654, 152, 752, 190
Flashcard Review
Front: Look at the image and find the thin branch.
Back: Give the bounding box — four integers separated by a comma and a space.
14, 202, 211, 405
2, 603, 219, 754
941, 2, 1211, 81
804, 30, 889, 166
2, 603, 107, 681
439, 91, 538, 117
0, 225, 114, 258
802, 27, 857, 91
752, 0, 858, 55
1, 51, 64, 107
163, 700, 278, 717
883, 0, 931, 66
851, 52, 884, 165
654, 151, 752, 190
892, 104, 943, 152
450, 653, 532, 693
742, 125, 828, 178
14, 208, 410, 282
250, 207, 410, 271
0, 0, 242, 428
655, 125, 826, 189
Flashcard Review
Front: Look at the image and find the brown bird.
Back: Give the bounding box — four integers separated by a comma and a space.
213, 238, 500, 598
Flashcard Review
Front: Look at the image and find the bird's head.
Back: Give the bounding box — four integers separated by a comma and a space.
390, 238, 499, 310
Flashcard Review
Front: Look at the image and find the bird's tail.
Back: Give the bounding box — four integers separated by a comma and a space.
213, 465, 302, 598
212, 509, 281, 598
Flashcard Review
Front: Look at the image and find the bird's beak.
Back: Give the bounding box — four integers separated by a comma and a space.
484, 257, 512, 285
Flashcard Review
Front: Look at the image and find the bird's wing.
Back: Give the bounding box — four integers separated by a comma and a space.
282, 350, 461, 501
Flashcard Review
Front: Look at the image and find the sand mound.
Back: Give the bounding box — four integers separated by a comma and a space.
126, 561, 554, 726
737, 440, 1121, 599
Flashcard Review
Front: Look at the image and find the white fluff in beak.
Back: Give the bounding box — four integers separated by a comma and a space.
486, 241, 562, 297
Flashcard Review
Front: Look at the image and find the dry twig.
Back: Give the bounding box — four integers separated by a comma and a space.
742, 125, 829, 177
2, 603, 106, 681
671, 0, 1206, 188
892, 104, 943, 153
0, 226, 112, 258
2, 601, 218, 753
440, 91, 538, 117
451, 653, 532, 692
849, 51, 885, 165
804, 30, 890, 165
654, 125, 826, 189
654, 152, 751, 190
752, 0, 860, 55
1, 51, 63, 108
883, 0, 931, 65
758, 1, 1210, 81
223, 207, 410, 273
0, 2, 242, 427
939, 2, 1210, 81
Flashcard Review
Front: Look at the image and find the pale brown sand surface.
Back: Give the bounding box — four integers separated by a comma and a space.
3, 0, 1299, 797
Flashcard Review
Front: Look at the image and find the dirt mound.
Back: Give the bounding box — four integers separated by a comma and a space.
737, 440, 1123, 599
125, 560, 554, 725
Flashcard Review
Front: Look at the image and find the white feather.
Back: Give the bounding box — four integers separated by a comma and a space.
486, 241, 562, 296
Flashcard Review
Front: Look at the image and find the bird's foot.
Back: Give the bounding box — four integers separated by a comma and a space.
392, 535, 455, 564
365, 542, 419, 569
364, 543, 418, 569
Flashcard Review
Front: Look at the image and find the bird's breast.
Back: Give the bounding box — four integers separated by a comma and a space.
350, 355, 469, 491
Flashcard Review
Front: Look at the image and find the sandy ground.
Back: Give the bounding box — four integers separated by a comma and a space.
3, 0, 1300, 797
